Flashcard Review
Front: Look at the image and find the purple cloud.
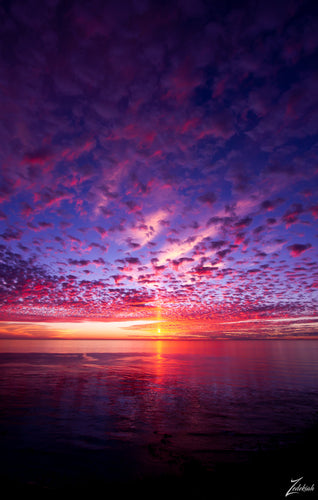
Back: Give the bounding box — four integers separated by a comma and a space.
197, 192, 217, 206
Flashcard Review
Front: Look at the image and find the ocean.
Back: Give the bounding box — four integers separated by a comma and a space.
0, 339, 318, 499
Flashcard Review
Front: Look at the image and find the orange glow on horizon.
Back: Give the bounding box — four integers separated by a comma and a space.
0, 319, 162, 339
0, 316, 318, 340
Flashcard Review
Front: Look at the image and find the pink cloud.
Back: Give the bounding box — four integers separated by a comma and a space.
310, 204, 318, 219
23, 147, 52, 166
287, 243, 312, 257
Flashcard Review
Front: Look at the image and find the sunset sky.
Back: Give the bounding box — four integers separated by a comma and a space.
0, 0, 318, 338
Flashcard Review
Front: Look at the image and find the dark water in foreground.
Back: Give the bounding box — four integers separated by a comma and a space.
0, 339, 318, 499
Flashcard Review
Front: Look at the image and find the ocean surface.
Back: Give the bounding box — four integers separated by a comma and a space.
1, 339, 318, 498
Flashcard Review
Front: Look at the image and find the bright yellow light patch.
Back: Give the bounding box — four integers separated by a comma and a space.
0, 319, 161, 339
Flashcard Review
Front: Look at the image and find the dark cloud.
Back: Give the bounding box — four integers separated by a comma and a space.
94, 226, 107, 237
0, 228, 23, 241
23, 147, 52, 165
125, 257, 141, 265
125, 200, 142, 213
234, 217, 253, 230
259, 198, 284, 212
210, 240, 227, 250
38, 221, 53, 229
282, 203, 304, 228
287, 243, 312, 257
197, 192, 217, 206
68, 259, 90, 267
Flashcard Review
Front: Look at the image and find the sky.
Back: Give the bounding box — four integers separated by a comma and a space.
0, 0, 318, 338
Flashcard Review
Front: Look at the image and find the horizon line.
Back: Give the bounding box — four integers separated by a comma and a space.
1, 336, 318, 341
